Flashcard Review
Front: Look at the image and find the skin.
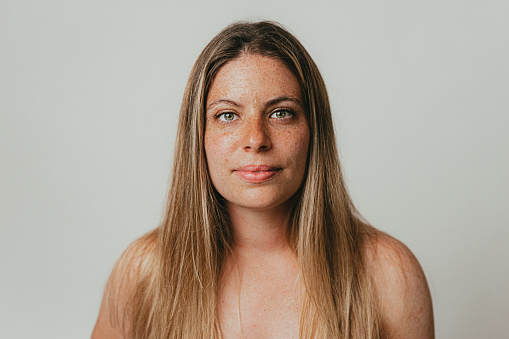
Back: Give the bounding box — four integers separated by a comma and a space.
91, 54, 434, 339
367, 234, 435, 338
205, 54, 308, 338
204, 54, 310, 214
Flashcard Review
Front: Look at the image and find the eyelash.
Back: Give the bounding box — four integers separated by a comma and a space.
214, 108, 295, 123
216, 112, 239, 122
269, 108, 294, 119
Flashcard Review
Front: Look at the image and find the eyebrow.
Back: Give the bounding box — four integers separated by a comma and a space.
206, 99, 243, 110
264, 96, 303, 108
206, 96, 303, 110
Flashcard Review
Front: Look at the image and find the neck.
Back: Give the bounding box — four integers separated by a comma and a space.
227, 201, 293, 254
223, 201, 300, 297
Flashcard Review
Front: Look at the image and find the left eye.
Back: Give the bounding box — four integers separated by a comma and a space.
270, 110, 292, 119
218, 112, 238, 122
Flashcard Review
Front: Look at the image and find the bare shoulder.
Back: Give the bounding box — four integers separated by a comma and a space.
362, 228, 434, 338
91, 229, 158, 339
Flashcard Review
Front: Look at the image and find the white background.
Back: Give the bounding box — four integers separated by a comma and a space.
1, 1, 508, 338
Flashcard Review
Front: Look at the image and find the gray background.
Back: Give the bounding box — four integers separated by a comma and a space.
1, 0, 508, 338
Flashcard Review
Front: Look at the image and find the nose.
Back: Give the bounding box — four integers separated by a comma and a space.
242, 117, 272, 152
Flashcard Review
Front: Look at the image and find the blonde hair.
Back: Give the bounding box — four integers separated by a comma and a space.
110, 21, 382, 338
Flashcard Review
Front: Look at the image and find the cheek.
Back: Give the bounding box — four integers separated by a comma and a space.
296, 138, 310, 174
204, 129, 233, 176
280, 127, 310, 163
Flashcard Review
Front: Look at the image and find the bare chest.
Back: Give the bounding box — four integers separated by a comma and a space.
218, 264, 300, 338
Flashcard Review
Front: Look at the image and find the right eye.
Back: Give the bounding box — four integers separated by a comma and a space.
218, 112, 238, 122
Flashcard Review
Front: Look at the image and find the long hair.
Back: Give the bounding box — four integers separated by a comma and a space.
114, 20, 381, 338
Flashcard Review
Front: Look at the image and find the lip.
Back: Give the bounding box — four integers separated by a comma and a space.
234, 165, 281, 183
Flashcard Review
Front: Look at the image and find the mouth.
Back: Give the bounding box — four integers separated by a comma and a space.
234, 165, 281, 183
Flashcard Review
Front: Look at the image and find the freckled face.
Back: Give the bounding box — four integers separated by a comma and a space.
204, 54, 310, 211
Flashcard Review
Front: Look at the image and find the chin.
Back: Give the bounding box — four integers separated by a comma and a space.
224, 189, 297, 211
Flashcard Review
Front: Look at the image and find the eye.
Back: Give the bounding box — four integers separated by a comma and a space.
217, 112, 238, 122
270, 109, 293, 119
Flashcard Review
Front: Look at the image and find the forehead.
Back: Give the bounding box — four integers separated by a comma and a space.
206, 54, 302, 103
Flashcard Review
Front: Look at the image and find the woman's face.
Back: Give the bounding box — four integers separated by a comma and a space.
204, 54, 310, 211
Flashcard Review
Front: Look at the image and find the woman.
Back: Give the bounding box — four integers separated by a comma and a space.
92, 21, 434, 338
